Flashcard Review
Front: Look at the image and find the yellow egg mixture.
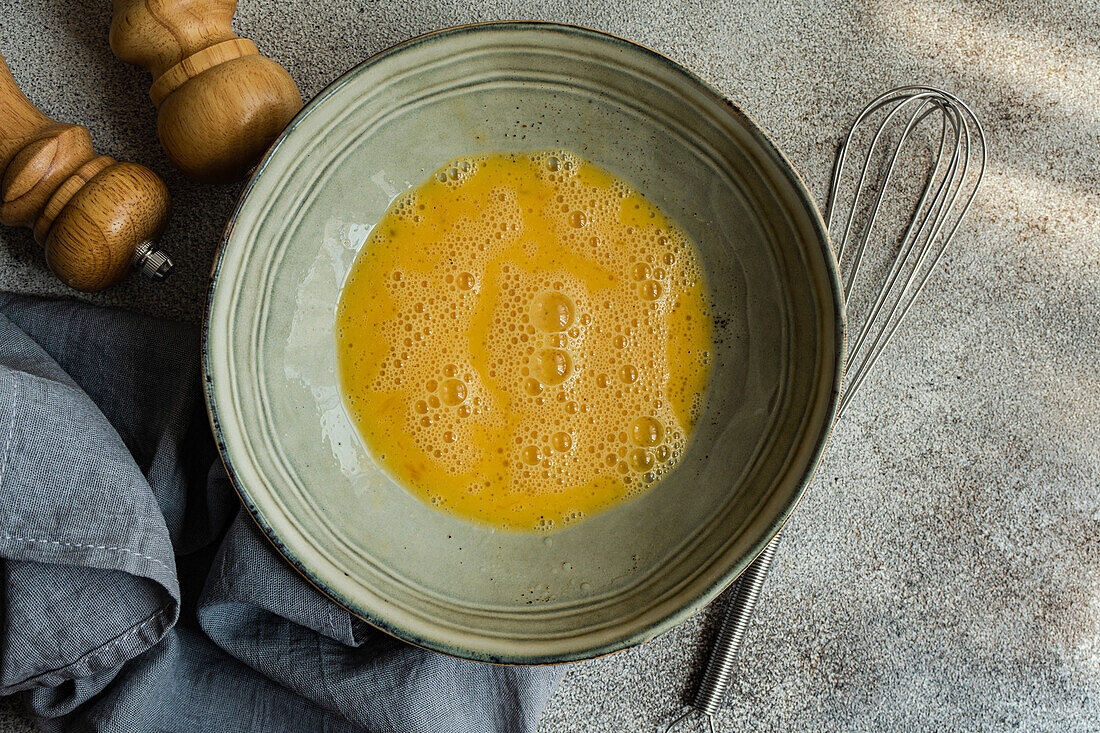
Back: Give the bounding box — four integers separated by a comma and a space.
336, 151, 713, 531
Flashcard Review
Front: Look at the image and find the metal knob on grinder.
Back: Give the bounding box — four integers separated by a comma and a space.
0, 51, 172, 292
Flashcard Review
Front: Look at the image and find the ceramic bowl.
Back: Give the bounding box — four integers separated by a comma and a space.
204, 22, 843, 663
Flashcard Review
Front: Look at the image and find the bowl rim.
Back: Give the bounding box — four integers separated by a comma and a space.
202, 20, 845, 664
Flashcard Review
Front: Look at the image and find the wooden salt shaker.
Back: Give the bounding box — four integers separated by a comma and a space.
110, 0, 303, 183
0, 52, 172, 292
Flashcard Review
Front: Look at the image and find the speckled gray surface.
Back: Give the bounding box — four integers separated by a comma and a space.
1, 0, 1098, 730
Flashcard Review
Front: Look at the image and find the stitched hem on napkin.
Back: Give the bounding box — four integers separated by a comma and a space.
0, 603, 175, 695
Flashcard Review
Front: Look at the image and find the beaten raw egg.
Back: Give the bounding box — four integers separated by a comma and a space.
336, 151, 713, 531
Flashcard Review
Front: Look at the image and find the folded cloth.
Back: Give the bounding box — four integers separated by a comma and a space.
0, 293, 563, 732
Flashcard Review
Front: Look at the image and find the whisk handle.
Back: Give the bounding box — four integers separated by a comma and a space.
691, 532, 781, 716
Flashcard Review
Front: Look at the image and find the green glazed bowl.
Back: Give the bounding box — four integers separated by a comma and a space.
204, 22, 844, 663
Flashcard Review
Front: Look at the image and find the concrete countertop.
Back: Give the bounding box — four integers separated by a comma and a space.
1, 0, 1097, 729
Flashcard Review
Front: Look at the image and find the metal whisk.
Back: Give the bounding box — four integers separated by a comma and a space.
664, 85, 987, 733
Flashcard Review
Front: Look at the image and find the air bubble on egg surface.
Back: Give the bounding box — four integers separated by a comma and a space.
629, 448, 654, 472
640, 280, 662, 301
440, 379, 466, 406
530, 291, 574, 332
630, 417, 664, 447
530, 349, 571, 387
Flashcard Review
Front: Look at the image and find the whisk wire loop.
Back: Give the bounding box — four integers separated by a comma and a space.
830, 86, 986, 417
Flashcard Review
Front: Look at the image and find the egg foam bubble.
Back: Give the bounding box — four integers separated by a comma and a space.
336, 150, 713, 532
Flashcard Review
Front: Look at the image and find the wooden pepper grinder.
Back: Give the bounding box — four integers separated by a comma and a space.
0, 52, 172, 292
110, 0, 303, 183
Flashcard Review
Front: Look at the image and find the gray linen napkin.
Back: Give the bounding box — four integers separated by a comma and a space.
0, 293, 563, 732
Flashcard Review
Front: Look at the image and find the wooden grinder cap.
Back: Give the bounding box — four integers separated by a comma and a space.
110, 0, 303, 183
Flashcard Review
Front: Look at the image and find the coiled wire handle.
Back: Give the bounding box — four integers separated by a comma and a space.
664, 86, 986, 733
666, 535, 781, 733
